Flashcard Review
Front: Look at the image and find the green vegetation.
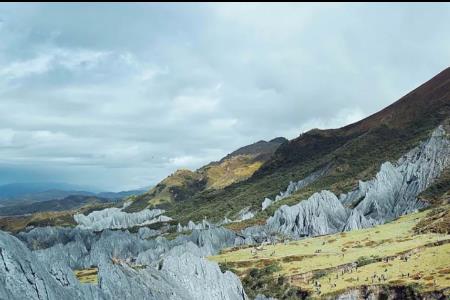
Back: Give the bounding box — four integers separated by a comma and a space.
419, 167, 450, 205
209, 209, 450, 297
74, 267, 98, 284
236, 262, 308, 299
168, 122, 439, 225
414, 205, 450, 234
126, 154, 272, 213
127, 73, 449, 228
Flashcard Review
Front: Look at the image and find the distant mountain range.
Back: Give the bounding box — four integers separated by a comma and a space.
0, 195, 116, 217
0, 182, 146, 207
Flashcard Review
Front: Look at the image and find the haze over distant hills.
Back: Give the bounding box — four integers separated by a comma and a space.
0, 181, 146, 206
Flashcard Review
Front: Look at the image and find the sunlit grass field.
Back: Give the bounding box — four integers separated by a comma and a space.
209, 208, 450, 297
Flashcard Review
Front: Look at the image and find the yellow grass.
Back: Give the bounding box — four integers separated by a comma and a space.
204, 155, 263, 190
209, 209, 450, 297
144, 155, 264, 206
74, 267, 98, 284
308, 243, 450, 296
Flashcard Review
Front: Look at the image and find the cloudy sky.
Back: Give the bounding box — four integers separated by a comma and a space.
0, 3, 449, 191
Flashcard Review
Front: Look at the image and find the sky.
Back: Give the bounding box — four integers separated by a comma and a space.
0, 3, 449, 191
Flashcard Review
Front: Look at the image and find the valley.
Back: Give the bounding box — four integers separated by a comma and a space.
0, 68, 449, 300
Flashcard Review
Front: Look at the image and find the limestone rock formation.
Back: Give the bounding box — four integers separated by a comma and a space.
261, 165, 329, 211
266, 191, 350, 238
2, 224, 248, 300
237, 206, 255, 221
177, 219, 212, 232
74, 207, 172, 231
266, 126, 450, 238
0, 231, 80, 300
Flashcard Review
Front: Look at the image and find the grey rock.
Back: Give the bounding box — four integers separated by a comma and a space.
262, 198, 273, 211
177, 219, 212, 232
344, 126, 450, 224
265, 125, 450, 238
261, 166, 329, 212
137, 227, 160, 240
0, 231, 80, 300
2, 224, 249, 299
74, 207, 172, 231
267, 191, 350, 238
237, 206, 255, 221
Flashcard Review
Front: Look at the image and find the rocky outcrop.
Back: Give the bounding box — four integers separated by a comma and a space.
237, 207, 255, 221
266, 125, 450, 238
160, 243, 247, 299
137, 227, 160, 240
261, 166, 329, 211
343, 125, 450, 229
3, 223, 248, 300
177, 219, 212, 232
266, 191, 350, 238
0, 231, 81, 300
74, 207, 172, 231
261, 198, 273, 211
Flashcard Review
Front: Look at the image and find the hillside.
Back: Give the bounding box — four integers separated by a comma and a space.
164, 67, 450, 225
210, 207, 450, 299
126, 137, 287, 211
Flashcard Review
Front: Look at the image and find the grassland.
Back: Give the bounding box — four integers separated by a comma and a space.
74, 267, 98, 284
209, 208, 450, 298
202, 155, 263, 190
126, 154, 269, 213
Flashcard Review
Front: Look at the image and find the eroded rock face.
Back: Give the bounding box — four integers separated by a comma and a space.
74, 207, 172, 231
237, 206, 255, 221
177, 219, 212, 232
345, 126, 449, 222
267, 191, 350, 238
0, 231, 80, 300
261, 166, 329, 211
161, 243, 247, 300
3, 225, 248, 300
266, 126, 450, 238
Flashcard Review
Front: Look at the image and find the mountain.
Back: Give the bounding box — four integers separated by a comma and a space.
126, 137, 287, 211
0, 182, 145, 207
150, 67, 450, 225
0, 68, 449, 300
0, 182, 95, 201
0, 195, 116, 217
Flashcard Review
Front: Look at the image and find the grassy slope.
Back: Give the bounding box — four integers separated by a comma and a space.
125, 155, 265, 212
201, 155, 264, 190
209, 208, 450, 298
172, 119, 443, 225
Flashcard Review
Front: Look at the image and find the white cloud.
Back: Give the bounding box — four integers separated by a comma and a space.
0, 48, 110, 81
0, 55, 52, 79
298, 108, 366, 134
0, 3, 449, 190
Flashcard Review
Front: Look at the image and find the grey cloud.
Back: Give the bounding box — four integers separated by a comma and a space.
0, 3, 449, 190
